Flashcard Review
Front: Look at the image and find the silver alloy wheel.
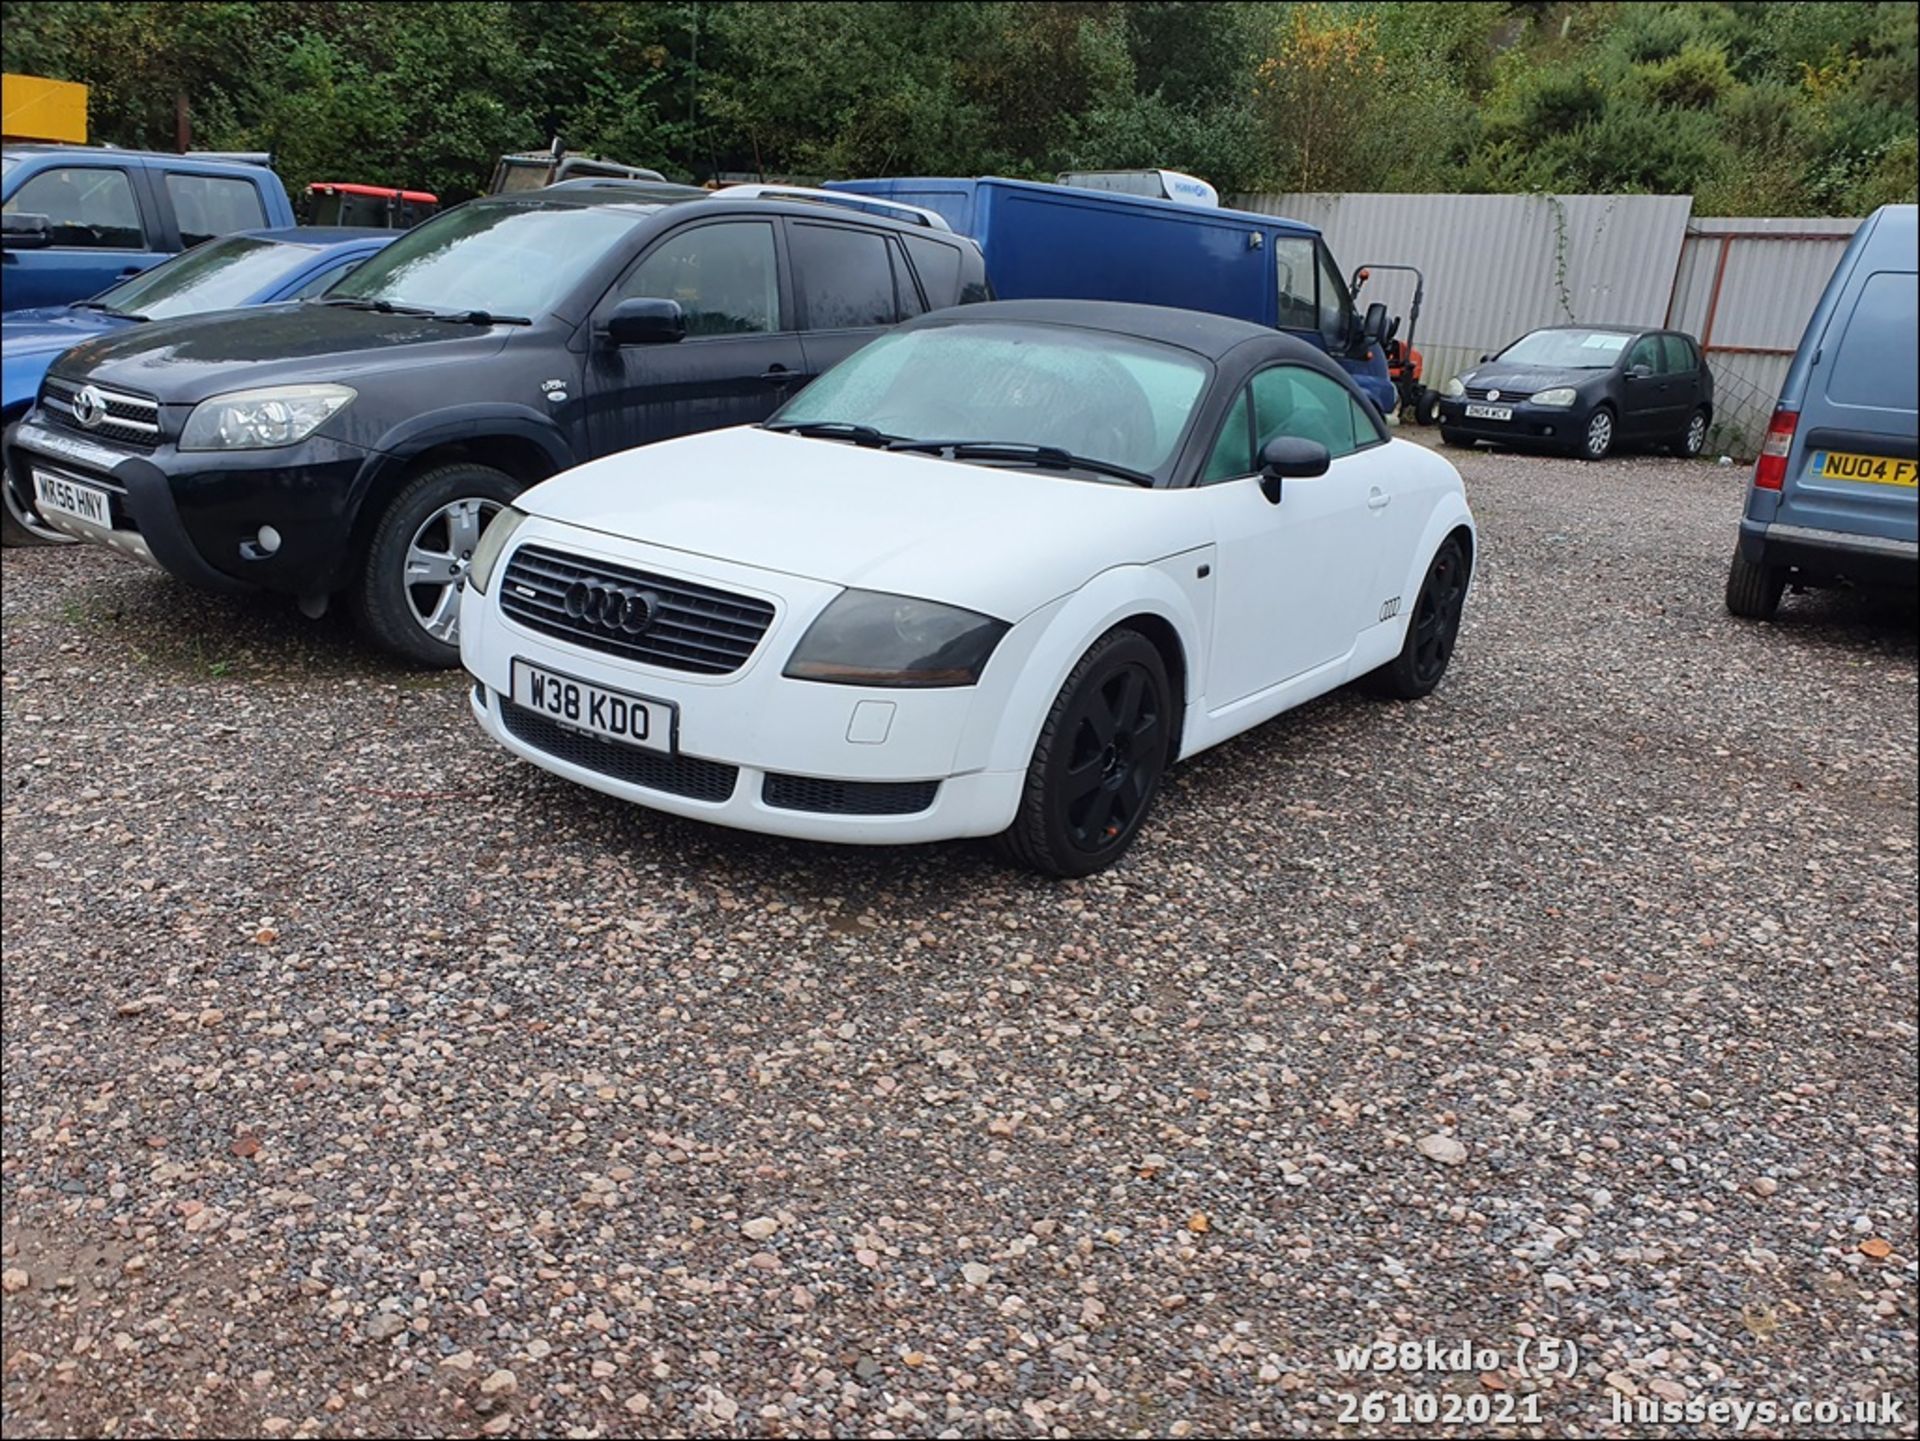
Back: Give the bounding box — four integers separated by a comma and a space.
1685, 411, 1707, 456
2, 465, 77, 545
403, 496, 501, 644
1586, 409, 1613, 458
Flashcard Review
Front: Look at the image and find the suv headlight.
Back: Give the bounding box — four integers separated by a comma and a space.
466, 506, 527, 596
1533, 387, 1578, 407
180, 384, 356, 450
1442, 377, 1466, 398
784, 589, 1008, 687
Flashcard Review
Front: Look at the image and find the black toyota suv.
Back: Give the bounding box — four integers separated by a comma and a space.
6, 183, 987, 664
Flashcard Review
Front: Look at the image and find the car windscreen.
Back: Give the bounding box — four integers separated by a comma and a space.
1495, 329, 1633, 369
325, 202, 652, 317
90, 235, 309, 320
773, 322, 1211, 479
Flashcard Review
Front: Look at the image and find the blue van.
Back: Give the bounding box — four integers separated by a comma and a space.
1726, 204, 1918, 618
828, 176, 1396, 411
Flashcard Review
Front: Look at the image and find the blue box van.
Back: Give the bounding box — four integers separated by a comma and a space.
1727, 204, 1917, 618
828, 176, 1395, 411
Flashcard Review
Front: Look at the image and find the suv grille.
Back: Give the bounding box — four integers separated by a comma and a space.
40, 377, 162, 451
498, 698, 739, 802
762, 774, 940, 816
499, 544, 775, 675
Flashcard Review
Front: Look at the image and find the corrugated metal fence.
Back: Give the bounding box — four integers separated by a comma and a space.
1231, 192, 1860, 455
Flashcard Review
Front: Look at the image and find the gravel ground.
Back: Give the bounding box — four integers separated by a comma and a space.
2, 439, 1915, 1440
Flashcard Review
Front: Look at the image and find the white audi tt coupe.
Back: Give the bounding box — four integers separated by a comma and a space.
459, 300, 1475, 875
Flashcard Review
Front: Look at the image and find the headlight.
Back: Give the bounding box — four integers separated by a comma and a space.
1533, 387, 1578, 407
1442, 377, 1466, 398
466, 506, 527, 596
180, 384, 356, 450
784, 589, 1008, 688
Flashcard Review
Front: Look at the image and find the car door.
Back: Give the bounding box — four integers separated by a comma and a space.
1, 162, 165, 311
787, 219, 918, 385
1660, 333, 1703, 429
1617, 333, 1672, 440
1196, 365, 1383, 707
583, 217, 806, 457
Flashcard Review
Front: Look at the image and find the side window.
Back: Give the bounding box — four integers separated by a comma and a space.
1349, 395, 1385, 447
1626, 335, 1662, 373
164, 173, 268, 247
620, 221, 779, 336
3, 166, 144, 248
1314, 243, 1352, 348
789, 222, 898, 330
890, 239, 926, 320
1200, 388, 1253, 484
901, 233, 962, 309
1660, 334, 1696, 373
1272, 236, 1318, 331
283, 257, 361, 301
1250, 366, 1362, 458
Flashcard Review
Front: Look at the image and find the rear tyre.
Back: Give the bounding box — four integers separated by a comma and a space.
350, 462, 519, 667
998, 628, 1172, 878
1724, 543, 1784, 621
1414, 389, 1441, 427
1579, 406, 1615, 461
2, 460, 76, 547
1676, 407, 1709, 458
1360, 534, 1471, 700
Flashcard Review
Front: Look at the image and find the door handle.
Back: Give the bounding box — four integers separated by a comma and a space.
116, 267, 142, 278
1367, 488, 1392, 510
761, 365, 791, 381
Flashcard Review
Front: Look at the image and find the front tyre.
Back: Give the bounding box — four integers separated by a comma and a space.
1724, 543, 1784, 620
999, 628, 1172, 878
1361, 534, 1470, 700
351, 462, 519, 666
1579, 406, 1616, 461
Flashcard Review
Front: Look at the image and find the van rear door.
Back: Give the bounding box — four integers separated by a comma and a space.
1781, 261, 1919, 546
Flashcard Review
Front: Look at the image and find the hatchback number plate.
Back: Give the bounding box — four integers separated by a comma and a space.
1464, 404, 1513, 422
32, 468, 113, 529
1813, 450, 1917, 488
511, 659, 674, 754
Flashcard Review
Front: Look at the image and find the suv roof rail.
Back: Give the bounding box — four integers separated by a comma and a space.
711, 184, 952, 232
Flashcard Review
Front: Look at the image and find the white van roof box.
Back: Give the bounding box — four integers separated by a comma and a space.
1055, 169, 1220, 208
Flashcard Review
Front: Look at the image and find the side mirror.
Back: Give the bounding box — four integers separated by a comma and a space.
1478, 353, 1491, 364
1626, 363, 1652, 380
1257, 435, 1330, 504
2, 213, 52, 250
1359, 301, 1389, 345
605, 297, 686, 346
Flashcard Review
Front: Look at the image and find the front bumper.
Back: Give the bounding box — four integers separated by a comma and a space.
1436, 397, 1582, 449
459, 521, 1030, 846
1739, 517, 1919, 590
5, 412, 368, 595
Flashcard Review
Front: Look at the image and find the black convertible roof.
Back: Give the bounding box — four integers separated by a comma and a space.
903, 298, 1339, 366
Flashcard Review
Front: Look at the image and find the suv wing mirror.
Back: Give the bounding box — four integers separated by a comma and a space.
1258, 436, 1330, 504
605, 297, 686, 346
2, 212, 53, 250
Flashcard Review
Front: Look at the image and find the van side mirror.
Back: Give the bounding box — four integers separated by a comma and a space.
1360, 301, 1389, 345
605, 297, 686, 346
1258, 436, 1330, 504
2, 212, 52, 250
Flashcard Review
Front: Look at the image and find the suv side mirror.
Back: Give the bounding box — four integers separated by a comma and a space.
2, 212, 52, 250
605, 297, 686, 346
1359, 301, 1389, 345
1478, 353, 1491, 363
1258, 435, 1330, 504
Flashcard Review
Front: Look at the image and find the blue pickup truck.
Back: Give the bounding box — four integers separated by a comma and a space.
2, 145, 296, 311
828, 175, 1396, 411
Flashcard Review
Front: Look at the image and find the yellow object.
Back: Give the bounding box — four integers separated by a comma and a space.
2, 74, 88, 144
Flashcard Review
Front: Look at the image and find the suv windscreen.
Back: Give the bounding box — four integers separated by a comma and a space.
328, 201, 653, 317
89, 235, 307, 320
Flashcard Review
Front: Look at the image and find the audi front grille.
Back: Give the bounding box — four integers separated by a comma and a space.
498, 544, 776, 675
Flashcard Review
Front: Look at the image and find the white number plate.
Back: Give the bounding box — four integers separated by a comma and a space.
33, 468, 113, 528
1464, 404, 1513, 422
511, 659, 674, 755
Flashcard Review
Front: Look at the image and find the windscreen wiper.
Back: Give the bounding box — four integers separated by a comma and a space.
73, 300, 148, 322
886, 438, 1155, 488
426, 309, 533, 327
763, 421, 901, 448
317, 297, 434, 316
